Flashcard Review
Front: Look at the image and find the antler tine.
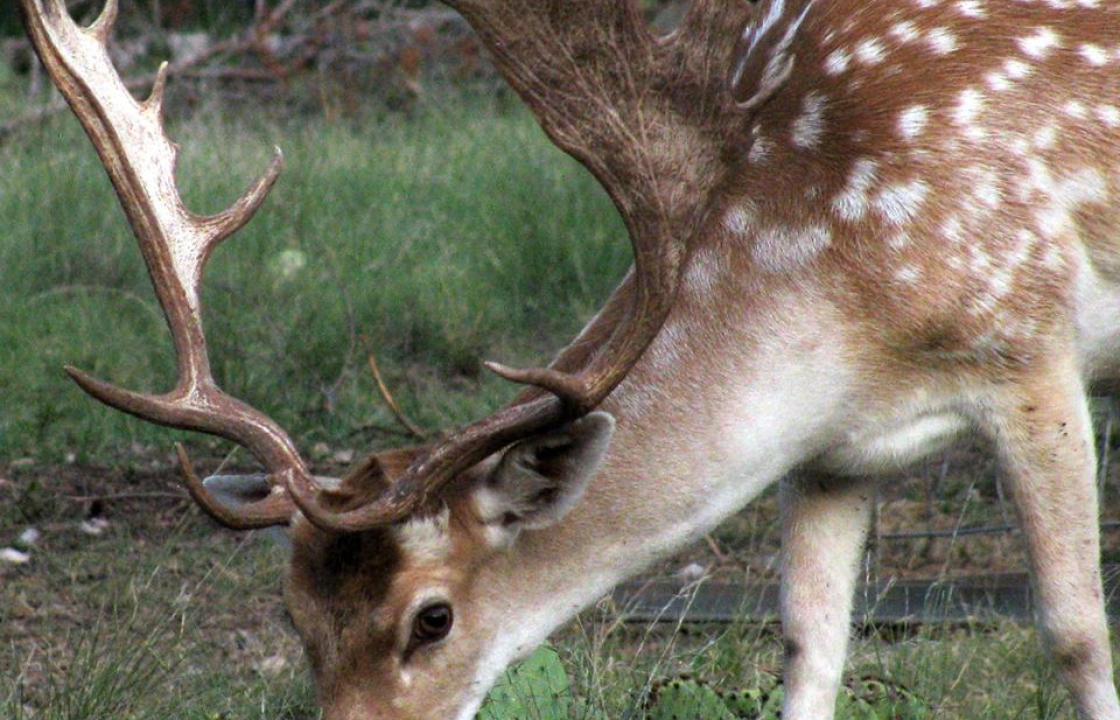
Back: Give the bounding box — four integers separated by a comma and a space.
176, 444, 297, 530
87, 0, 117, 44
21, 0, 312, 528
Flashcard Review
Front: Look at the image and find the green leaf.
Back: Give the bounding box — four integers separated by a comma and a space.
722, 682, 782, 719
478, 645, 570, 720
839, 675, 932, 720
645, 678, 736, 720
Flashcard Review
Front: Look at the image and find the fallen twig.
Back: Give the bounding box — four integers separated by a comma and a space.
368, 355, 427, 441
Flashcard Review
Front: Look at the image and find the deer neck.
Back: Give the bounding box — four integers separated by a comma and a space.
474, 268, 855, 658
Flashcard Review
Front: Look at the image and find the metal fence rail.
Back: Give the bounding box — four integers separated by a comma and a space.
611, 566, 1120, 624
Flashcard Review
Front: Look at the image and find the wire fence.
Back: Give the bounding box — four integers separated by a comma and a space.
864, 395, 1120, 583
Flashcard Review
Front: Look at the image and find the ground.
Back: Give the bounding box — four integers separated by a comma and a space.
4, 433, 1120, 718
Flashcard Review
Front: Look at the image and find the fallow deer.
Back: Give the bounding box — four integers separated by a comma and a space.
21, 0, 1120, 717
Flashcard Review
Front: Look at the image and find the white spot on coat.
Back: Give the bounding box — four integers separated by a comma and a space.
1079, 43, 1109, 66
831, 158, 879, 221
753, 224, 833, 273
825, 48, 851, 75
855, 38, 886, 65
956, 0, 985, 17
1095, 105, 1120, 128
954, 88, 986, 139
792, 92, 828, 148
926, 28, 958, 55
1033, 124, 1059, 150
1003, 58, 1032, 79
724, 203, 756, 235
898, 105, 929, 140
942, 216, 964, 244
985, 71, 1010, 92
973, 169, 1002, 209
889, 22, 919, 43
750, 135, 776, 163
873, 179, 930, 225
1017, 27, 1060, 59
895, 265, 921, 284
1064, 100, 1089, 119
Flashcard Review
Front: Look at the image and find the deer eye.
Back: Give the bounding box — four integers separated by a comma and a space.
412, 603, 453, 644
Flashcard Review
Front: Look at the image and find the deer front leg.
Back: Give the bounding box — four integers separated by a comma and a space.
779, 473, 875, 720
984, 352, 1120, 720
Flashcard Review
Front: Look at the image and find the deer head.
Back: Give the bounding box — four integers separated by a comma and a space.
278, 413, 615, 719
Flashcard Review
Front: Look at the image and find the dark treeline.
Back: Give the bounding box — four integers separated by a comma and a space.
1, 0, 683, 38
2, 0, 255, 37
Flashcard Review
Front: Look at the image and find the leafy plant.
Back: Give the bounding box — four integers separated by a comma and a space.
645, 678, 737, 720
719, 682, 784, 719
837, 675, 931, 720
478, 648, 931, 720
478, 645, 571, 720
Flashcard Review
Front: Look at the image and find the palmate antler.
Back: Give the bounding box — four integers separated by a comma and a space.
454, 0, 753, 404
23, 0, 759, 532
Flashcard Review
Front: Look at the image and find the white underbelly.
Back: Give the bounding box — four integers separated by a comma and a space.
1075, 252, 1120, 382
814, 411, 971, 477
808, 249, 1120, 477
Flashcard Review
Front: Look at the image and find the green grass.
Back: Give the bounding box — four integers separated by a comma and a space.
0, 95, 628, 463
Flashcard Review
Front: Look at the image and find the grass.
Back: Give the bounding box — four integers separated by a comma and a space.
0, 92, 628, 463
553, 616, 1080, 720
2, 496, 318, 720
2, 487, 1106, 720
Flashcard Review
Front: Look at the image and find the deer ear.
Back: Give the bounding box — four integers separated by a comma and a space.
203, 473, 273, 506
474, 412, 615, 542
201, 474, 341, 550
